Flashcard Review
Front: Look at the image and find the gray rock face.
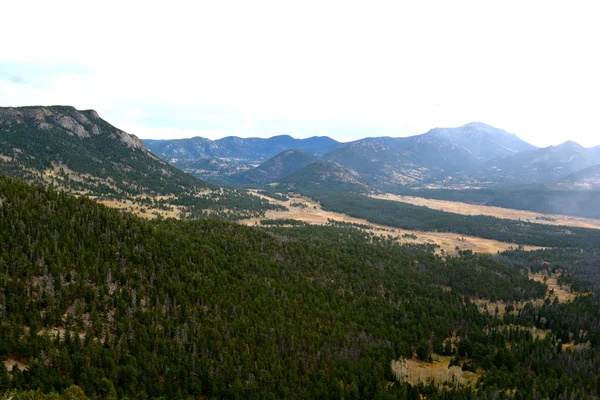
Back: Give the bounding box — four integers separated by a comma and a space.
57, 115, 89, 138
0, 106, 144, 149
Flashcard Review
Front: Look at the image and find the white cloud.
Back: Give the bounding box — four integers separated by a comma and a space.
1, 0, 599, 147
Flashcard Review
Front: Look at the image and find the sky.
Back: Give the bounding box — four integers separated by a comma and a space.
1, 1, 599, 147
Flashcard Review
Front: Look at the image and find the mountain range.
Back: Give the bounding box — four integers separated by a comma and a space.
2, 105, 598, 214
143, 122, 600, 191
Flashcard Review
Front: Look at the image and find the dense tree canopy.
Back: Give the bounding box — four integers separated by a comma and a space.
1, 176, 599, 399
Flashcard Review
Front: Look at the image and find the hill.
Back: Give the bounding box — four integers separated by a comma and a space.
0, 105, 207, 196
550, 164, 600, 190
323, 141, 424, 186
279, 161, 371, 192
229, 149, 317, 185
483, 141, 600, 184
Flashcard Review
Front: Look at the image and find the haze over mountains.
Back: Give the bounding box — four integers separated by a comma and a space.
143, 122, 600, 190
485, 141, 600, 184
551, 164, 600, 191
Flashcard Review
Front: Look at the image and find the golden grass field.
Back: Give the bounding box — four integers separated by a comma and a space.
372, 193, 600, 230
391, 355, 479, 389
95, 198, 185, 220
529, 272, 576, 303
241, 191, 544, 255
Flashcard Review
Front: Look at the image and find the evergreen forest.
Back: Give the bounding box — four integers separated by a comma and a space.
1, 176, 600, 399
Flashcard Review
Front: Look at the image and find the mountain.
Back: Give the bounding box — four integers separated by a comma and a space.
143, 135, 340, 164
167, 157, 254, 183
0, 105, 208, 196
359, 122, 537, 171
324, 141, 425, 185
279, 161, 371, 192
410, 122, 537, 160
229, 149, 317, 185
329, 123, 539, 188
484, 141, 600, 184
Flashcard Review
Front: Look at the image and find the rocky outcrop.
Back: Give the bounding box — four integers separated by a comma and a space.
119, 131, 144, 150
57, 115, 89, 138
0, 106, 144, 149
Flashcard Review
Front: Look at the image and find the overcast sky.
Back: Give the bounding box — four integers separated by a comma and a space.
1, 1, 599, 147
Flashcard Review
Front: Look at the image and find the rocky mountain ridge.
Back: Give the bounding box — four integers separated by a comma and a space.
0, 105, 206, 197
143, 122, 600, 190
0, 106, 144, 149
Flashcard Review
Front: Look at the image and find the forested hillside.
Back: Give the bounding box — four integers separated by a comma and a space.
0, 106, 285, 221
0, 106, 205, 197
2, 175, 600, 398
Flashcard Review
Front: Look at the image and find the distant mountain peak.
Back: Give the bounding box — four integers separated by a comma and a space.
412, 122, 536, 163
463, 121, 490, 127
461, 121, 500, 130
556, 140, 584, 149
427, 122, 510, 137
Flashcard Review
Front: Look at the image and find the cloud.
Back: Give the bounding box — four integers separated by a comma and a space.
8, 76, 26, 84
0, 1, 599, 147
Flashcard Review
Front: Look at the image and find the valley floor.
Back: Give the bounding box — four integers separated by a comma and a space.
241, 191, 544, 255
372, 193, 600, 230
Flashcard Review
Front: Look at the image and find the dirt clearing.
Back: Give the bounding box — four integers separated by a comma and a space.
4, 358, 28, 372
